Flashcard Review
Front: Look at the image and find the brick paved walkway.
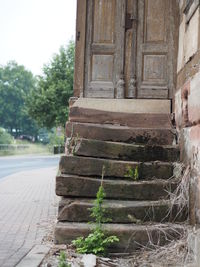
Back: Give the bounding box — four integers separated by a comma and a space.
0, 167, 59, 267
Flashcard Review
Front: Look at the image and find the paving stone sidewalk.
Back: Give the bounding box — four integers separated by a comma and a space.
0, 167, 59, 267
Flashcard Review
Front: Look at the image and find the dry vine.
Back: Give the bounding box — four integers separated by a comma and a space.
165, 164, 190, 223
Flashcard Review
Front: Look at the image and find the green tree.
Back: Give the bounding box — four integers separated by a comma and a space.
49, 128, 65, 146
27, 40, 75, 129
0, 61, 38, 137
0, 128, 14, 144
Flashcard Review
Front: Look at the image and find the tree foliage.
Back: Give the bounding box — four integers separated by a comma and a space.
0, 61, 38, 136
0, 128, 14, 144
27, 40, 75, 129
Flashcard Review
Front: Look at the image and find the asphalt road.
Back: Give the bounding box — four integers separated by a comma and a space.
0, 155, 60, 179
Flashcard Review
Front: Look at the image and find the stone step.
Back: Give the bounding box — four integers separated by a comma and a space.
66, 122, 175, 145
72, 138, 179, 162
58, 198, 187, 223
69, 106, 173, 129
54, 222, 185, 253
71, 98, 171, 114
56, 175, 178, 200
59, 155, 174, 180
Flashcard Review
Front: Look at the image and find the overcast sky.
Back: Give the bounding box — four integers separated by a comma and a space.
0, 0, 76, 75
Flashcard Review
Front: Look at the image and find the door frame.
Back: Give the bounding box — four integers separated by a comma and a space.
73, 0, 179, 105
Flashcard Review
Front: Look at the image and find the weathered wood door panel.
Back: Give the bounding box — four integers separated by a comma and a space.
136, 0, 175, 99
84, 0, 126, 98
124, 0, 138, 98
81, 0, 177, 99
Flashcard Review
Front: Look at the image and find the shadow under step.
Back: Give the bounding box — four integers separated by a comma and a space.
54, 222, 185, 253
58, 198, 187, 223
59, 155, 174, 180
66, 122, 175, 145
56, 175, 179, 201
72, 138, 179, 162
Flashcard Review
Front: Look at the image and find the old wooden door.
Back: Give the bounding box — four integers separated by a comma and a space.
84, 0, 126, 98
82, 0, 177, 99
136, 0, 177, 99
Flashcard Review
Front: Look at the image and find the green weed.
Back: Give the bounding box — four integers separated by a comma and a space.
58, 251, 71, 267
125, 165, 139, 180
72, 166, 119, 256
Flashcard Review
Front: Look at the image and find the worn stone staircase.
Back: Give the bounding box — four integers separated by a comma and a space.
55, 99, 187, 253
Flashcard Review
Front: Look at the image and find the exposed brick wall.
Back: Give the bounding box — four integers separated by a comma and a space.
175, 1, 200, 224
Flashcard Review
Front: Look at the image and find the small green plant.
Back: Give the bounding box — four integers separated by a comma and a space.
72, 228, 119, 255
58, 251, 71, 267
134, 166, 139, 180
125, 165, 139, 180
89, 165, 111, 224
72, 166, 119, 256
89, 182, 111, 224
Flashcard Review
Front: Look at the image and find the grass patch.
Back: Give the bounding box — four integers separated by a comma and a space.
0, 141, 51, 156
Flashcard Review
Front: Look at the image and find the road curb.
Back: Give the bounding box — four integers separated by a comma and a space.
16, 245, 51, 267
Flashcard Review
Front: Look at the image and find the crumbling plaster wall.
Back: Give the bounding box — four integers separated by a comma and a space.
175, 0, 200, 224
